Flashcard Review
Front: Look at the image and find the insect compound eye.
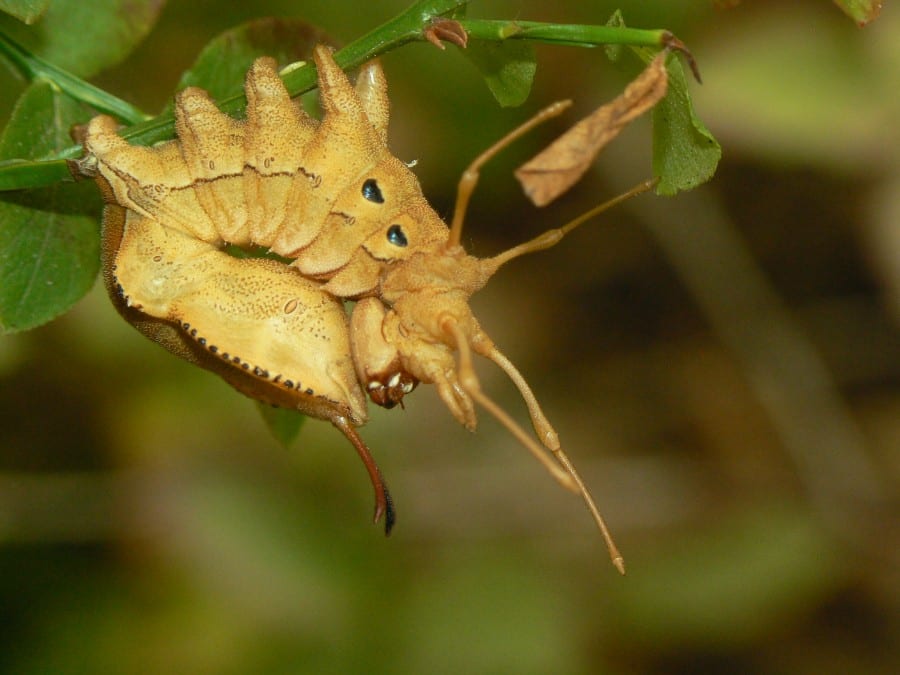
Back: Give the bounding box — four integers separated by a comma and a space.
386, 224, 408, 247
361, 178, 384, 204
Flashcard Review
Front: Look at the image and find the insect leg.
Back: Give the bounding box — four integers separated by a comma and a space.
447, 100, 573, 248
330, 415, 396, 536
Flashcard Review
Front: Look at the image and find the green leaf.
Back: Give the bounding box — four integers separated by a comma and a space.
833, 0, 883, 26
0, 31, 150, 124
255, 402, 307, 448
0, 0, 164, 78
0, 185, 99, 333
0, 80, 100, 333
614, 12, 719, 196
462, 39, 537, 107
603, 10, 625, 63
1, 76, 81, 161
0, 0, 49, 24
170, 17, 331, 107
652, 53, 721, 195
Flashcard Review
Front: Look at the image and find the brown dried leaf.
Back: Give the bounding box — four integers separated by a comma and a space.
515, 51, 668, 207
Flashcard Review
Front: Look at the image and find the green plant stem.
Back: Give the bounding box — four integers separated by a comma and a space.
0, 158, 72, 189
116, 0, 468, 149
0, 31, 150, 125
457, 19, 670, 48
0, 0, 682, 192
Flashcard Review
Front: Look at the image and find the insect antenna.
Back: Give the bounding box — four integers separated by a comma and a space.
482, 178, 658, 276
442, 318, 625, 574
447, 100, 573, 248
447, 319, 576, 490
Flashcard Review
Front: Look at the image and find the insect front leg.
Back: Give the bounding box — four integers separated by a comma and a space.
431, 370, 478, 432
350, 298, 418, 409
392, 328, 478, 430
376, 294, 481, 428
355, 297, 477, 426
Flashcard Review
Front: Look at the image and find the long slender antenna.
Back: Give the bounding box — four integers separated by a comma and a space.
447, 100, 573, 248
555, 449, 626, 575
478, 341, 625, 574
443, 319, 577, 491
444, 318, 625, 573
484, 178, 658, 274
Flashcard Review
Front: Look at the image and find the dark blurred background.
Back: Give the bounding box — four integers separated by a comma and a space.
1, 1, 897, 673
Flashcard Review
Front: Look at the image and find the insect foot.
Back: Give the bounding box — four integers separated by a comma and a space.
84, 44, 645, 571
350, 297, 419, 410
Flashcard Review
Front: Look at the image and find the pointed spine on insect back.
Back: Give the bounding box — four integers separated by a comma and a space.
283, 47, 449, 297
85, 46, 450, 300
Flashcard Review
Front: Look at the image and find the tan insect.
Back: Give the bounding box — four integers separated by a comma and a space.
82, 45, 647, 573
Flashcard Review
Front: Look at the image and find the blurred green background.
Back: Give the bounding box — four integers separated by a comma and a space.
1, 1, 898, 673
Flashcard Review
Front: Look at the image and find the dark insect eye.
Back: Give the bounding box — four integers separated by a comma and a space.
362, 178, 384, 203
386, 224, 408, 247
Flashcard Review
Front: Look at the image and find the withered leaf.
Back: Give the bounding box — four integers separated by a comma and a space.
515, 51, 668, 207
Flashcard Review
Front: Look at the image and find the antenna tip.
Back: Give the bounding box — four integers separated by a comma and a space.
613, 556, 626, 575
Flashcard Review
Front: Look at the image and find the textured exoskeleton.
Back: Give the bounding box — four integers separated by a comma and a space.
83, 45, 624, 570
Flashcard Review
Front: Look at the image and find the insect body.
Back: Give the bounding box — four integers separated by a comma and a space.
83, 45, 626, 571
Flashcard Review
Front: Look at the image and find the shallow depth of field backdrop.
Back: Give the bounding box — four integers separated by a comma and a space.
1, 1, 897, 673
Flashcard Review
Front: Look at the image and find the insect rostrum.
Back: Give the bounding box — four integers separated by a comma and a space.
82, 45, 624, 572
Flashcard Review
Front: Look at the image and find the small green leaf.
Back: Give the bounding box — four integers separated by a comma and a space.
652, 54, 721, 195
171, 17, 331, 106
256, 402, 307, 448
0, 185, 99, 333
0, 31, 150, 124
462, 39, 537, 107
833, 0, 883, 26
0, 0, 49, 24
610, 12, 719, 194
0, 80, 101, 333
603, 10, 625, 63
0, 0, 163, 78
